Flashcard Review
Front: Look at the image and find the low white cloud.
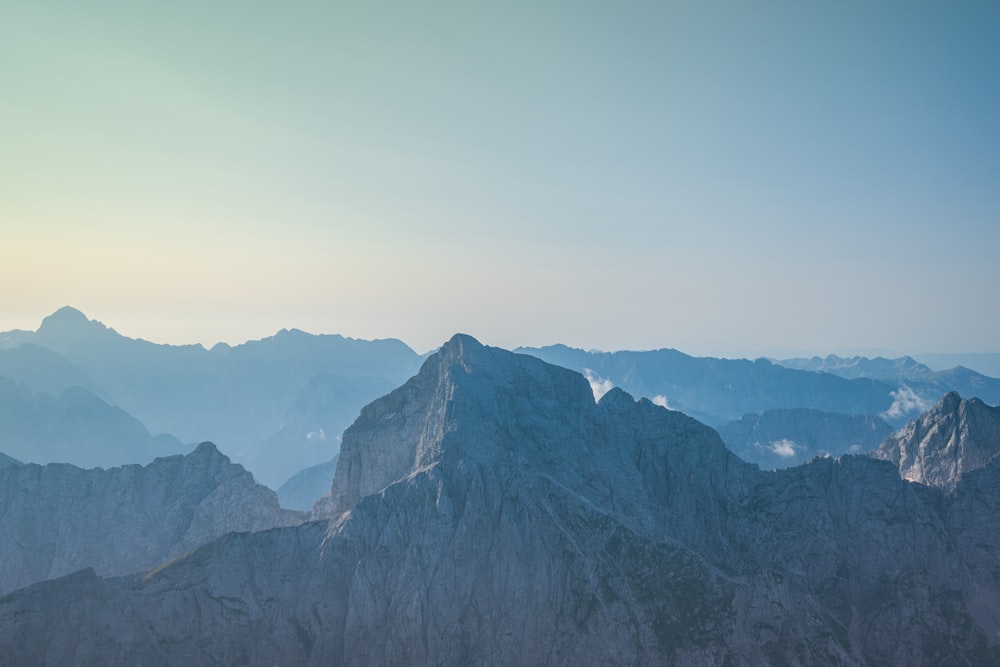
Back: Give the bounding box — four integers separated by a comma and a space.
584, 369, 614, 402
651, 395, 670, 409
881, 385, 932, 420
768, 439, 798, 458
848, 444, 863, 454
307, 428, 326, 441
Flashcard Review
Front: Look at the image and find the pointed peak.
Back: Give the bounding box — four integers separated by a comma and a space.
936, 391, 963, 411
37, 306, 108, 336
436, 333, 486, 362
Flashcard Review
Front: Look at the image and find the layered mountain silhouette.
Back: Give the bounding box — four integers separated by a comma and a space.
2, 335, 998, 665
516, 344, 904, 426
0, 376, 185, 468
0, 307, 423, 486
0, 442, 304, 596
776, 354, 1000, 412
873, 392, 1000, 490
717, 408, 894, 469
277, 454, 339, 511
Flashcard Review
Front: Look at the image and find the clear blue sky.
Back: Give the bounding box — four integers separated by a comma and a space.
2, 1, 998, 356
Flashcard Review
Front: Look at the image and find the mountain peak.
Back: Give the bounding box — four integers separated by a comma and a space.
873, 391, 1000, 490
37, 306, 107, 336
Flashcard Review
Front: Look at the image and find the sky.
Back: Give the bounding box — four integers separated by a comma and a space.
2, 1, 998, 357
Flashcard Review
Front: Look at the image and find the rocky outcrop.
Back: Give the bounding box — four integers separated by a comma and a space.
1, 337, 998, 665
717, 408, 894, 469
872, 391, 1000, 490
0, 442, 305, 596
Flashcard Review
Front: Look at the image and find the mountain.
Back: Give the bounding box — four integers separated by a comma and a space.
872, 392, 1000, 491
0, 377, 186, 468
0, 442, 305, 596
0, 452, 22, 468
916, 352, 1000, 379
717, 408, 895, 469
276, 454, 338, 511
249, 373, 396, 487
517, 344, 901, 426
1, 307, 423, 486
2, 335, 999, 665
776, 354, 1000, 413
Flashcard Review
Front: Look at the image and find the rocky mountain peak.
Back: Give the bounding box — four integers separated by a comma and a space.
872, 391, 1000, 490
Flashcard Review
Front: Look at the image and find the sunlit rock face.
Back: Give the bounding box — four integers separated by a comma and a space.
873, 391, 1000, 491
1, 337, 999, 666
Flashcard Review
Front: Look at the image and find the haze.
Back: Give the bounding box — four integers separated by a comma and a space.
2, 2, 998, 357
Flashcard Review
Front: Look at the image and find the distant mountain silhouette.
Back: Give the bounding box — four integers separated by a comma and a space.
277, 454, 339, 511
517, 344, 901, 425
776, 354, 1000, 411
0, 377, 185, 468
0, 308, 423, 486
717, 408, 894, 469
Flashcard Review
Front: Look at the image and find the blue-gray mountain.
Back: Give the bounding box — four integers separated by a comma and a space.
776, 354, 1000, 413
517, 344, 903, 426
872, 392, 1000, 491
2, 336, 997, 665
277, 454, 339, 511
717, 409, 894, 469
0, 442, 304, 597
0, 376, 185, 469
0, 307, 423, 486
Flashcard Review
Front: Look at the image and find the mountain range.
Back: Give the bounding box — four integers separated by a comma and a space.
2, 335, 998, 665
0, 442, 304, 596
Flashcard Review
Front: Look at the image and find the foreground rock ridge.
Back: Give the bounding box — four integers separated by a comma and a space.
0, 442, 305, 596
872, 391, 1000, 491
1, 335, 999, 665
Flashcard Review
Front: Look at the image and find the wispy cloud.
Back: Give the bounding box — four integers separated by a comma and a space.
307, 428, 326, 441
768, 439, 798, 458
584, 369, 614, 401
881, 384, 932, 419
651, 395, 670, 409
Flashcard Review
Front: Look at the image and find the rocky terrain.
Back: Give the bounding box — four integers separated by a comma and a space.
0, 442, 304, 596
872, 391, 1000, 490
717, 408, 894, 469
1, 336, 998, 665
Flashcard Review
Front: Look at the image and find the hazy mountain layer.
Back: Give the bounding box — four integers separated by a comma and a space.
776, 353, 1000, 411
872, 392, 1000, 490
717, 408, 894, 469
1, 307, 422, 486
2, 336, 998, 665
517, 343, 900, 426
0, 377, 186, 468
0, 442, 304, 596
277, 454, 338, 512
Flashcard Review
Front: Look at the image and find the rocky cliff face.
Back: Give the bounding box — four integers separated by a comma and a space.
1, 337, 998, 665
717, 408, 895, 469
872, 391, 1000, 491
0, 442, 305, 596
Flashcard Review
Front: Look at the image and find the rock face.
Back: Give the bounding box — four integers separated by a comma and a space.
717, 408, 894, 469
1, 336, 999, 665
0, 442, 305, 596
872, 391, 1000, 490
